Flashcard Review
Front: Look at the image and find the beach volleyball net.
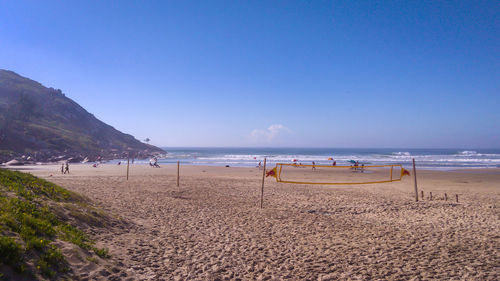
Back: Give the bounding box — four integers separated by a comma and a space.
267, 163, 409, 185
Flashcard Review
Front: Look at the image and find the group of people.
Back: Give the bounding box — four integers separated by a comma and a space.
311, 160, 336, 170
60, 158, 163, 173
60, 163, 70, 174
351, 161, 365, 172
149, 157, 160, 168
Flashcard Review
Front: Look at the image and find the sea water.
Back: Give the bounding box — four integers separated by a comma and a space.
133, 148, 500, 170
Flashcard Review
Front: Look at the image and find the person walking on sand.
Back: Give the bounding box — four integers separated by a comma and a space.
61, 163, 64, 174
64, 163, 69, 174
312, 161, 316, 170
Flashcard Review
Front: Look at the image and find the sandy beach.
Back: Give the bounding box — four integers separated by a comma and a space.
16, 163, 500, 280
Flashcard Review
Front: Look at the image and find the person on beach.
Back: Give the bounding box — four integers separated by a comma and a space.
151, 157, 160, 168
61, 163, 64, 174
258, 161, 262, 169
333, 161, 336, 166
64, 163, 69, 174
312, 161, 316, 170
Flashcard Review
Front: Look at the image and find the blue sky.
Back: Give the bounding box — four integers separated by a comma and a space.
1, 1, 499, 148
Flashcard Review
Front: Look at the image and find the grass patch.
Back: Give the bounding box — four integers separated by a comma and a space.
63, 202, 108, 227
0, 168, 83, 202
57, 224, 93, 250
37, 245, 67, 278
86, 256, 98, 264
93, 247, 110, 259
0, 168, 110, 278
0, 236, 23, 270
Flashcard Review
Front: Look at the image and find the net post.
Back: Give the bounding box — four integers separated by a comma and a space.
390, 166, 393, 181
126, 155, 130, 181
413, 158, 418, 202
177, 161, 180, 187
260, 158, 267, 209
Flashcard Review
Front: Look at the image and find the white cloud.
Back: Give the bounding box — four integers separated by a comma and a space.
251, 124, 291, 142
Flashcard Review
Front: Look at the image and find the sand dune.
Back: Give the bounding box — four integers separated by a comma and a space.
24, 164, 500, 280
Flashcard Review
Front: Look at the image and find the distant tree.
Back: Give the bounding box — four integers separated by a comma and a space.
144, 138, 150, 144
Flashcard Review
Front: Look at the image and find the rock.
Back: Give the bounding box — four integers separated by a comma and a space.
4, 159, 24, 166
67, 156, 83, 163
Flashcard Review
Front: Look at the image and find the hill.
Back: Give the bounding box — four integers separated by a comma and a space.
0, 70, 164, 163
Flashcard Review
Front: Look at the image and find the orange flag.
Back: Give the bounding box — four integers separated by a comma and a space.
402, 168, 410, 176
266, 167, 277, 178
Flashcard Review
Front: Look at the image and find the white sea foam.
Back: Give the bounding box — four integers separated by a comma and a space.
194, 153, 500, 164
123, 148, 500, 170
392, 152, 411, 156
457, 150, 478, 156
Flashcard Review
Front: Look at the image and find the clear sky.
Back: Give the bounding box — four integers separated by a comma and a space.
1, 1, 499, 148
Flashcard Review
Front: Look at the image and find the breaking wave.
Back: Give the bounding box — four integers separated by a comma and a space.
114, 148, 500, 170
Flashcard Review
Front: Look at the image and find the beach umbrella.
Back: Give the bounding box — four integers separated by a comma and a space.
348, 160, 356, 164
328, 157, 333, 160
292, 159, 298, 162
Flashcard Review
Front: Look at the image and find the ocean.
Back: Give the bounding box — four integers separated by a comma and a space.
130, 148, 500, 170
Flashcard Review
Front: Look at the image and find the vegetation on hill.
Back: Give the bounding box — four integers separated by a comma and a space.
0, 69, 164, 163
0, 169, 111, 280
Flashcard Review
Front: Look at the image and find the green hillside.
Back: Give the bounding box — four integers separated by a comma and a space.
0, 69, 164, 163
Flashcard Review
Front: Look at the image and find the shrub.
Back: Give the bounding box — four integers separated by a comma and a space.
94, 247, 110, 259
58, 224, 92, 250
37, 245, 67, 278
0, 236, 22, 266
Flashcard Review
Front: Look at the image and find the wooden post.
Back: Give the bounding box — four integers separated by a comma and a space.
430, 192, 432, 200
260, 158, 267, 209
126, 157, 130, 180
445, 193, 448, 201
177, 161, 180, 187
421, 190, 424, 200
390, 166, 393, 181
456, 194, 458, 203
413, 159, 418, 202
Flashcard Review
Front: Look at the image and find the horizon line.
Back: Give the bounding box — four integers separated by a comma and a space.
155, 146, 500, 150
